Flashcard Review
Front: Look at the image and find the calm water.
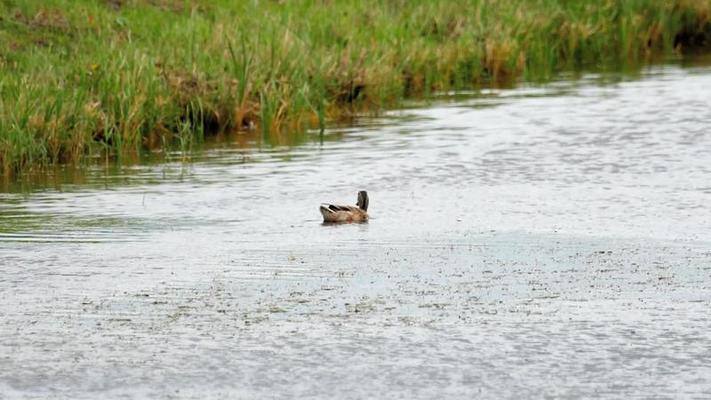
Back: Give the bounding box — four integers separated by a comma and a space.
1, 61, 711, 399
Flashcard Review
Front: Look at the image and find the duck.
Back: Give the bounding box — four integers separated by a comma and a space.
319, 191, 369, 223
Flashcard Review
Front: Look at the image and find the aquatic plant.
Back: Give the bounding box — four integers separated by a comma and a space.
1, 0, 710, 173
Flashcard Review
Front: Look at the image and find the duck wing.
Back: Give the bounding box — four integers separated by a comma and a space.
320, 203, 359, 213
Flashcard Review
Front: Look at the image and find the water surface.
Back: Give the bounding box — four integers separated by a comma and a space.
1, 61, 711, 399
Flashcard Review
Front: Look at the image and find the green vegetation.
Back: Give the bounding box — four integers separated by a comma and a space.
1, 0, 711, 174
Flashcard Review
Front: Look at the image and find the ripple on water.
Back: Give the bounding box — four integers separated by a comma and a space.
1, 62, 711, 399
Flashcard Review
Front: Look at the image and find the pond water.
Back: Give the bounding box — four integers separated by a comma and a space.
1, 59, 711, 399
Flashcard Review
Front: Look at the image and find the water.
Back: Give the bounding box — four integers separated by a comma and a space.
1, 60, 711, 399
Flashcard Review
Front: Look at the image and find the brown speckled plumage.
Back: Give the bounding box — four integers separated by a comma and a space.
320, 191, 369, 223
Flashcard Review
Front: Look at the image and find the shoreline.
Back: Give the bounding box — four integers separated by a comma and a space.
1, 0, 711, 174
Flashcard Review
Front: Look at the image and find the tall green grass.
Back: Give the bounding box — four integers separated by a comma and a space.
1, 0, 711, 174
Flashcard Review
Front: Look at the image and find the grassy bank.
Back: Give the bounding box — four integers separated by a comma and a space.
1, 0, 711, 174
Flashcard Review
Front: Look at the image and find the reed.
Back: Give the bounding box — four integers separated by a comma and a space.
1, 0, 711, 173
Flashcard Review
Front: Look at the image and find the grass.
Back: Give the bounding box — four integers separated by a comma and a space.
1, 0, 711, 174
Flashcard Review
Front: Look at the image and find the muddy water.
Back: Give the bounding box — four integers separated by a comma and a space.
2, 61, 711, 399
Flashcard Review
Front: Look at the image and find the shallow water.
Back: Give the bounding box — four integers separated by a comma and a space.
2, 60, 711, 399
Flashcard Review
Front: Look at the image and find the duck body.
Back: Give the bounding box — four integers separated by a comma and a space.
319, 204, 368, 223
320, 191, 369, 223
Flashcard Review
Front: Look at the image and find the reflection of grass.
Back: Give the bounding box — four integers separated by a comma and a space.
1, 0, 710, 173
0, 210, 48, 233
0, 206, 130, 235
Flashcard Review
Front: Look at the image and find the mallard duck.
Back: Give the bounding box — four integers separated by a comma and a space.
320, 191, 369, 223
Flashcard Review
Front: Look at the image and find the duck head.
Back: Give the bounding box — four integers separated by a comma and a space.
356, 191, 369, 211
